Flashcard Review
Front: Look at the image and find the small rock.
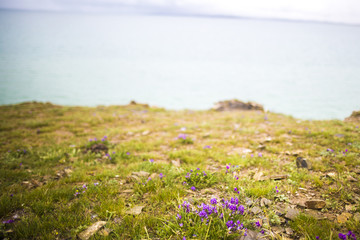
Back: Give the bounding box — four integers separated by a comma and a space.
131, 171, 150, 178
270, 175, 288, 180
260, 198, 271, 207
113, 217, 122, 224
122, 189, 134, 194
296, 157, 311, 169
257, 145, 266, 150
290, 198, 306, 208
142, 130, 150, 136
245, 198, 254, 206
337, 212, 352, 224
149, 173, 157, 179
324, 213, 336, 221
213, 99, 264, 112
353, 212, 360, 222
285, 208, 300, 220
285, 228, 294, 235
271, 226, 285, 234
239, 229, 265, 240
345, 204, 355, 212
253, 171, 264, 181
126, 205, 145, 215
274, 205, 286, 215
78, 221, 107, 240
64, 167, 73, 176
171, 159, 181, 167
347, 175, 358, 182
98, 228, 111, 236
305, 200, 326, 210
326, 172, 336, 178
250, 206, 262, 215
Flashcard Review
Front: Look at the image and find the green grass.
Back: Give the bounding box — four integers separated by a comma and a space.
0, 101, 359, 239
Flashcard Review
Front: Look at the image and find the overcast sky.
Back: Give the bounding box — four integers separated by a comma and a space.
1, 0, 360, 24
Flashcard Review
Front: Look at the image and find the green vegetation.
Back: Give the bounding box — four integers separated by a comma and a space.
0, 101, 359, 239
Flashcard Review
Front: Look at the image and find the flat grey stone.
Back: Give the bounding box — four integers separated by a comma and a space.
78, 221, 107, 240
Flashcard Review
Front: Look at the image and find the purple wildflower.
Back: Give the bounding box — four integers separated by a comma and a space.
226, 165, 230, 170
183, 181, 187, 185
255, 221, 261, 227
177, 134, 187, 140
191, 186, 196, 191
176, 214, 182, 220
82, 184, 87, 190
226, 220, 234, 229
339, 233, 347, 240
210, 198, 217, 205
199, 210, 207, 218
261, 230, 265, 234
179, 223, 183, 227
126, 152, 130, 155
234, 187, 238, 192
94, 182, 99, 186
2, 219, 14, 224
258, 153, 263, 157
159, 173, 164, 179
149, 159, 154, 163
316, 237, 321, 240
203, 145, 211, 149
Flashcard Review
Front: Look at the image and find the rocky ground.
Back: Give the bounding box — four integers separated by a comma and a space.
0, 101, 359, 239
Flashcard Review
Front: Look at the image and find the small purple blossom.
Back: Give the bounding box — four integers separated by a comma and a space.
226, 220, 234, 229
159, 173, 164, 179
176, 214, 182, 220
258, 153, 263, 157
255, 221, 261, 227
177, 133, 187, 140
179, 223, 183, 227
94, 182, 99, 186
339, 233, 347, 240
234, 187, 238, 192
203, 145, 212, 149
149, 159, 154, 163
190, 186, 196, 191
226, 165, 230, 170
126, 152, 130, 155
210, 198, 217, 205
2, 219, 14, 224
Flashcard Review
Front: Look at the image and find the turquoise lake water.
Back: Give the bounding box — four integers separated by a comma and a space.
0, 10, 359, 119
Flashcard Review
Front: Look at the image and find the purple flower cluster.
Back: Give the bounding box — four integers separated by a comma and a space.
203, 145, 212, 149
339, 231, 357, 240
2, 219, 15, 224
177, 134, 187, 140
89, 136, 108, 142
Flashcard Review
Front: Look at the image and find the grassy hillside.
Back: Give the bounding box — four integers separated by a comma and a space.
0, 102, 359, 239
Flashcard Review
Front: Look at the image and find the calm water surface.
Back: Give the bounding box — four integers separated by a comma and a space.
0, 11, 360, 119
